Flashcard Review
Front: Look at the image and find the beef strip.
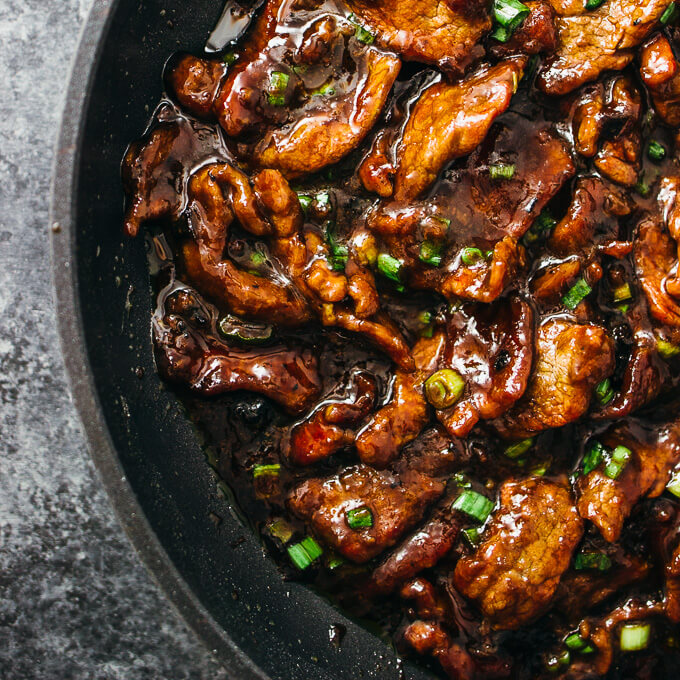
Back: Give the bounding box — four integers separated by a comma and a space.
494, 318, 615, 440
344, 0, 491, 74
454, 477, 583, 630
537, 0, 669, 96
490, 0, 558, 59
576, 418, 680, 542
640, 34, 680, 127
435, 295, 534, 438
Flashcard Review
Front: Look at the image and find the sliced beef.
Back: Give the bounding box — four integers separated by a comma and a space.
666, 540, 680, 622
435, 296, 534, 438
537, 0, 669, 96
453, 477, 584, 630
640, 34, 680, 127
576, 418, 680, 542
355, 331, 446, 468
490, 0, 558, 58
494, 319, 615, 440
344, 0, 491, 73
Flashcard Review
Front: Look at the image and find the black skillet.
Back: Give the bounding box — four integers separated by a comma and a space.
50, 1, 436, 678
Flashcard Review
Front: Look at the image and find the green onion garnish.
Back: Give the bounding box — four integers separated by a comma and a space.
298, 194, 312, 213
546, 649, 571, 672
419, 240, 444, 267
648, 141, 667, 161
377, 253, 404, 283
462, 527, 481, 547
490, 25, 512, 42
595, 378, 615, 405
311, 81, 336, 97
326, 224, 348, 271
489, 163, 516, 180
347, 506, 374, 529
266, 518, 293, 544
585, 0, 604, 9
223, 51, 237, 65
613, 283, 632, 302
565, 633, 588, 651
327, 555, 345, 570
301, 536, 323, 560
562, 278, 592, 310
574, 551, 612, 571
460, 247, 486, 266
661, 2, 678, 24
452, 490, 494, 523
253, 463, 281, 478
267, 71, 290, 106
504, 438, 534, 459
424, 369, 465, 409
658, 339, 680, 359
620, 622, 651, 651
453, 472, 472, 488
418, 311, 432, 326
493, 0, 530, 30
667, 470, 680, 497
287, 536, 324, 570
635, 179, 651, 197
348, 15, 375, 44
604, 445, 631, 480
582, 441, 606, 475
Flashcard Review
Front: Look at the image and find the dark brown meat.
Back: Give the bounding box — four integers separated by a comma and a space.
154, 289, 321, 415
453, 477, 584, 630
344, 0, 491, 73
393, 59, 524, 202
537, 0, 669, 96
287, 461, 445, 563
576, 418, 680, 542
167, 53, 226, 119
666, 540, 680, 622
640, 34, 680, 127
287, 370, 377, 466
494, 319, 615, 440
355, 331, 446, 468
490, 0, 558, 58
435, 296, 534, 438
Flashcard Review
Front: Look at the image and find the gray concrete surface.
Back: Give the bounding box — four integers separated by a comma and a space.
0, 2, 229, 677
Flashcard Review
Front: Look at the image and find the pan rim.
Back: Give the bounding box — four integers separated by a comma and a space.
48, 1, 267, 677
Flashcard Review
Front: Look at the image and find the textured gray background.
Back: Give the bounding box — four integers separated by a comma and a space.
0, 1, 228, 677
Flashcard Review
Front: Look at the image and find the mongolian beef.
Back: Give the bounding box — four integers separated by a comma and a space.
122, 0, 680, 676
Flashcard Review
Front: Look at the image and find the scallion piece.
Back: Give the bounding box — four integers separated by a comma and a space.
582, 441, 606, 475
491, 25, 512, 42
612, 283, 632, 302
424, 369, 465, 409
562, 278, 592, 310
460, 247, 486, 266
546, 649, 571, 672
287, 543, 314, 570
300, 536, 323, 561
453, 472, 472, 488
223, 51, 237, 65
266, 518, 293, 544
348, 14, 375, 44
377, 253, 404, 283
661, 2, 678, 24
648, 141, 667, 161
462, 527, 481, 547
620, 622, 651, 651
298, 194, 312, 212
489, 163, 516, 180
452, 490, 494, 523
327, 555, 345, 570
574, 551, 612, 571
419, 240, 444, 267
565, 633, 587, 651
635, 179, 651, 197
267, 71, 290, 106
585, 0, 604, 9
346, 506, 373, 530
253, 463, 281, 478
595, 378, 615, 405
658, 339, 680, 359
604, 445, 631, 480
493, 0, 530, 30
667, 470, 680, 497
311, 81, 336, 97
504, 438, 534, 459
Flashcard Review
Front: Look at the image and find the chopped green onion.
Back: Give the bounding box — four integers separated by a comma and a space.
325, 223, 348, 271
546, 649, 571, 672
223, 51, 237, 65
253, 463, 281, 478
424, 369, 465, 409
657, 339, 680, 359
287, 536, 323, 570
453, 472, 472, 488
585, 0, 604, 9
267, 71, 290, 106
582, 441, 606, 475
300, 536, 323, 561
617, 303, 630, 314
612, 283, 632, 302
452, 490, 494, 523
565, 633, 588, 651
529, 459, 550, 476
419, 240, 444, 267
581, 645, 596, 654
311, 81, 336, 97
327, 555, 345, 570
536, 210, 557, 232
620, 622, 651, 651
574, 551, 612, 571
377, 253, 404, 283
562, 278, 592, 310
266, 518, 293, 544
250, 251, 266, 266
604, 445, 631, 480
346, 506, 373, 530
595, 378, 615, 405
462, 527, 481, 547
493, 0, 530, 30
504, 438, 534, 459
490, 25, 512, 42
489, 163, 516, 180
421, 326, 434, 338
418, 311, 432, 326
635, 179, 651, 197
348, 15, 375, 44
648, 141, 667, 161
460, 247, 486, 266
298, 194, 312, 213
667, 470, 680, 497
661, 2, 678, 24
219, 315, 274, 344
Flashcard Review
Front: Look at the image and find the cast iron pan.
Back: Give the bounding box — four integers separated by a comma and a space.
50, 1, 437, 678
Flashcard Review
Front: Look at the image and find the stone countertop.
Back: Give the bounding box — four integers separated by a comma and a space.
0, 2, 227, 678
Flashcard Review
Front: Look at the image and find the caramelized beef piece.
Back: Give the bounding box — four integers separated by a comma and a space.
167, 53, 226, 119
531, 258, 581, 303
490, 0, 558, 58
494, 319, 615, 440
666, 540, 680, 622
154, 290, 321, 414
355, 331, 446, 468
640, 34, 680, 126
576, 418, 680, 542
453, 477, 584, 630
537, 0, 669, 96
435, 296, 534, 438
393, 60, 524, 201
288, 462, 445, 563
594, 132, 642, 187
287, 370, 377, 466
344, 0, 490, 73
